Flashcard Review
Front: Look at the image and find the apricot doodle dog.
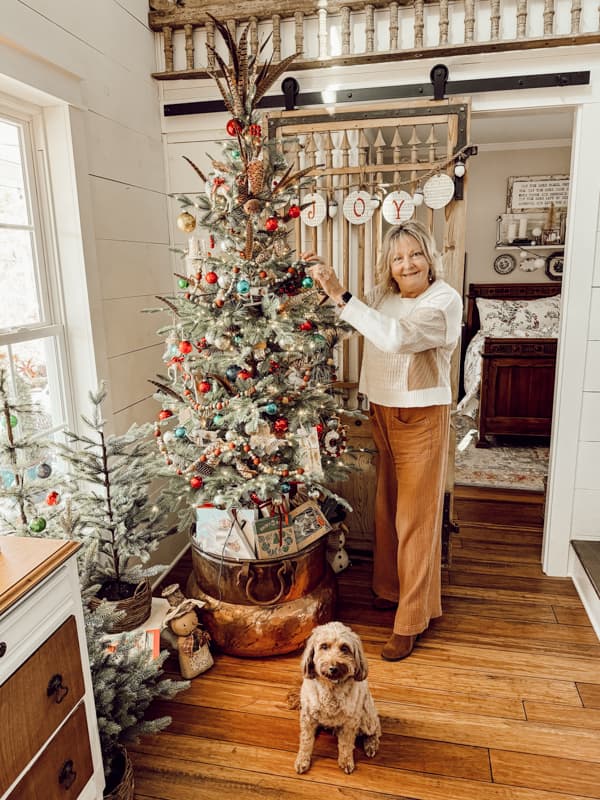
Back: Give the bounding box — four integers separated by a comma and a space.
294, 621, 381, 774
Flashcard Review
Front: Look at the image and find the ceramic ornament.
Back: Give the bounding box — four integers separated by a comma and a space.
343, 190, 375, 225
300, 193, 327, 227
423, 173, 455, 209
382, 191, 415, 225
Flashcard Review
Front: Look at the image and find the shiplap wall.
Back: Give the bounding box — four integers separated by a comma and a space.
1, 0, 173, 436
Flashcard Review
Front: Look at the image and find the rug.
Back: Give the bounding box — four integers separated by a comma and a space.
454, 414, 549, 492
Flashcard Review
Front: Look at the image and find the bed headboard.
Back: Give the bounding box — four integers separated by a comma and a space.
464, 282, 562, 348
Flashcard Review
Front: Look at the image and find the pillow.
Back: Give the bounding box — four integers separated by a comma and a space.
476, 295, 561, 337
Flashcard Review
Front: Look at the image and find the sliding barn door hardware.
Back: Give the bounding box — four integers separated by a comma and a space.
163, 67, 589, 117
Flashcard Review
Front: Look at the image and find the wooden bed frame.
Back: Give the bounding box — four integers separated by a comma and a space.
463, 283, 560, 447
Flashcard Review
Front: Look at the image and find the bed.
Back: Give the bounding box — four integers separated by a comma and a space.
458, 282, 561, 447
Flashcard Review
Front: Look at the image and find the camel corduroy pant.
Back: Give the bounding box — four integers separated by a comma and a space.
370, 403, 450, 636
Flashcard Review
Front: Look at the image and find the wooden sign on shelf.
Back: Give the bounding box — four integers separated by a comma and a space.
507, 174, 569, 214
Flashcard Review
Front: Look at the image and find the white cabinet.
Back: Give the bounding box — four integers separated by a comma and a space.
0, 537, 104, 799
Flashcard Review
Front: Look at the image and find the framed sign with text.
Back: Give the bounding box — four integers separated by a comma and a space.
506, 174, 570, 214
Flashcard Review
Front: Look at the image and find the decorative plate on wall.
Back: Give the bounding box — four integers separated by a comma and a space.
545, 251, 564, 281
493, 253, 517, 275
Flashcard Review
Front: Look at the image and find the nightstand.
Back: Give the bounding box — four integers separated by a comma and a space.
0, 537, 104, 799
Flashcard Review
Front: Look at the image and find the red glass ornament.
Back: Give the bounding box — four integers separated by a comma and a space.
209, 235, 215, 248
274, 417, 289, 433
299, 320, 313, 331
46, 491, 60, 506
269, 360, 280, 373
213, 176, 225, 187
259, 270, 267, 279
178, 340, 193, 354
190, 476, 203, 489
214, 298, 224, 308
288, 204, 301, 219
198, 380, 211, 393
238, 369, 252, 380
196, 337, 207, 349
249, 124, 262, 137
226, 118, 243, 136
265, 217, 279, 232
316, 423, 324, 436
158, 409, 173, 420
205, 271, 218, 284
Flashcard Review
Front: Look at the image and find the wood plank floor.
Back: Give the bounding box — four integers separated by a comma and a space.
130, 492, 600, 800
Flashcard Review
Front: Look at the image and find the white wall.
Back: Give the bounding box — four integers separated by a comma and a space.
0, 0, 173, 435
465, 146, 571, 287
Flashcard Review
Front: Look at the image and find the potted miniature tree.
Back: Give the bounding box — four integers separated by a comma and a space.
84, 605, 189, 799
59, 385, 179, 631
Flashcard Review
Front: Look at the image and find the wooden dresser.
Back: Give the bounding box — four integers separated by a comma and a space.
0, 537, 104, 799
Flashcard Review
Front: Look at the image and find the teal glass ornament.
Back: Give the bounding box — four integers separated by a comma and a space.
280, 482, 291, 493
301, 276, 314, 289
174, 426, 187, 438
29, 517, 47, 533
236, 279, 250, 294
265, 403, 278, 416
178, 278, 189, 289
231, 149, 241, 159
213, 413, 224, 426
226, 364, 242, 381
0, 469, 14, 488
233, 335, 243, 345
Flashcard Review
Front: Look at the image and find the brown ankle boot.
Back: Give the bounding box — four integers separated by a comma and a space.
381, 634, 416, 661
373, 596, 397, 611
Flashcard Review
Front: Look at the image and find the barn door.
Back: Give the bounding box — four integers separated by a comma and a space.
267, 98, 470, 556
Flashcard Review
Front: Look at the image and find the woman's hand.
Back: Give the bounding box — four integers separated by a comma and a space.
300, 251, 345, 304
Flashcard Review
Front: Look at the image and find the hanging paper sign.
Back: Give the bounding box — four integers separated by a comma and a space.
382, 191, 415, 224
343, 191, 374, 225
300, 193, 327, 227
423, 173, 455, 209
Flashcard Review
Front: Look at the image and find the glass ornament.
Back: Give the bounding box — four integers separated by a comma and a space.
174, 426, 187, 438
236, 279, 250, 294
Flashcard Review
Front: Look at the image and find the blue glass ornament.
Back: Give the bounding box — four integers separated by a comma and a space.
236, 279, 250, 294
233, 335, 243, 345
301, 276, 314, 289
213, 414, 224, 426
174, 426, 187, 438
280, 482, 291, 494
265, 403, 278, 416
226, 365, 242, 381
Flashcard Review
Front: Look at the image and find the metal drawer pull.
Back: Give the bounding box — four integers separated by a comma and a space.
58, 759, 76, 789
47, 673, 69, 703
0, 641, 6, 658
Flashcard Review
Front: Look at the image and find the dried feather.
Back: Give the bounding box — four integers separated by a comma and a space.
155, 295, 180, 314
237, 25, 250, 111
207, 14, 239, 79
207, 47, 242, 117
273, 165, 321, 195
148, 379, 184, 402
255, 53, 299, 105
182, 156, 207, 184
211, 160, 232, 173
244, 218, 254, 260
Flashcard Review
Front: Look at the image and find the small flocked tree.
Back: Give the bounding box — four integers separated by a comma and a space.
150, 17, 353, 526
0, 367, 62, 535
84, 604, 189, 793
57, 385, 177, 599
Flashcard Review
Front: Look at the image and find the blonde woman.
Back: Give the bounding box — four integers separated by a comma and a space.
304, 221, 462, 661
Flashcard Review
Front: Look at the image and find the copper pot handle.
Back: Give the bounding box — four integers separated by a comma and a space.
241, 561, 294, 606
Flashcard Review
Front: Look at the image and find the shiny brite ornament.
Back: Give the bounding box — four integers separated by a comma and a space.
174, 426, 187, 438
205, 271, 218, 284
190, 476, 203, 489
29, 517, 47, 533
265, 217, 279, 232
36, 463, 52, 478
236, 279, 250, 294
198, 381, 211, 393
226, 365, 242, 381
178, 340, 193, 354
301, 276, 314, 289
46, 491, 60, 506
159, 409, 173, 420
265, 403, 278, 415
176, 211, 196, 233
299, 320, 313, 331
226, 118, 243, 136
178, 278, 189, 289
274, 417, 289, 433
288, 204, 301, 219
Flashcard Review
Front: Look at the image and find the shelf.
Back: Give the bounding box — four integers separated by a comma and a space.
495, 244, 564, 251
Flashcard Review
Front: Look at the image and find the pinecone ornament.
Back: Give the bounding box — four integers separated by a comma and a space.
247, 159, 265, 195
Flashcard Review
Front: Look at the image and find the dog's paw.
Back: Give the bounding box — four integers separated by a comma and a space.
295, 755, 311, 774
363, 735, 379, 758
338, 756, 355, 774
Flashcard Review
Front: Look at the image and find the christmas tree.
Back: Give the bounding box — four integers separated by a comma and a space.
150, 17, 352, 526
0, 366, 61, 535
56, 385, 177, 599
84, 604, 188, 793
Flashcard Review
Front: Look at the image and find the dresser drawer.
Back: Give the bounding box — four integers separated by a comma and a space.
0, 615, 85, 794
6, 703, 94, 800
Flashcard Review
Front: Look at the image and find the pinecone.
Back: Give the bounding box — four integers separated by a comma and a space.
236, 174, 249, 205
247, 159, 265, 195
244, 219, 254, 260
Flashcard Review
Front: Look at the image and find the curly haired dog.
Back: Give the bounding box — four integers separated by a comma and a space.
294, 621, 381, 774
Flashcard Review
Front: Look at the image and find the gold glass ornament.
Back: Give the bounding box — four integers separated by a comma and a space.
177, 211, 197, 232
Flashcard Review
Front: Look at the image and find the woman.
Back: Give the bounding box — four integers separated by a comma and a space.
305, 220, 462, 661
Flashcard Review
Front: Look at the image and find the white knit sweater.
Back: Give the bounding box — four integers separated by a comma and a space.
339, 280, 462, 408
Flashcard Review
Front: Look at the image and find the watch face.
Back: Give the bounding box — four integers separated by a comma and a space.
493, 253, 516, 275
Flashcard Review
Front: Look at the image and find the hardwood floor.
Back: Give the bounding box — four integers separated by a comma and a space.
130, 492, 600, 800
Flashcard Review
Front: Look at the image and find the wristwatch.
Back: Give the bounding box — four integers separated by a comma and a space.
340, 291, 353, 304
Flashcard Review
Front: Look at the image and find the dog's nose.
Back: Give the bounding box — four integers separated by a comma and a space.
327, 665, 340, 679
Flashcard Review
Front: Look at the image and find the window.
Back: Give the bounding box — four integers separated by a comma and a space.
0, 105, 70, 441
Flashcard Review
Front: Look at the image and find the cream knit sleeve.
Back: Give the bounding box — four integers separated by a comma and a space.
340, 287, 462, 354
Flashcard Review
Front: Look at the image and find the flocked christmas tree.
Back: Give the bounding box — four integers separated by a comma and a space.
150, 18, 353, 526
0, 366, 62, 536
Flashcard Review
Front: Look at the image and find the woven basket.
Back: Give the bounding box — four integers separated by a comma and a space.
104, 746, 135, 800
90, 579, 152, 633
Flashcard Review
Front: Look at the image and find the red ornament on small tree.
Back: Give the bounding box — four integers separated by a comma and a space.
178, 340, 193, 354
265, 217, 279, 232
288, 204, 301, 219
190, 476, 203, 489
299, 320, 313, 331
274, 417, 289, 434
249, 123, 262, 137
198, 381, 211, 394
205, 271, 218, 284
159, 409, 173, 420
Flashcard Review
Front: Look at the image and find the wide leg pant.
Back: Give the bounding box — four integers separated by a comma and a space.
370, 403, 450, 636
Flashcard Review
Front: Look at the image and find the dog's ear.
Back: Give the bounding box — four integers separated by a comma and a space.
300, 633, 317, 679
351, 631, 369, 681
